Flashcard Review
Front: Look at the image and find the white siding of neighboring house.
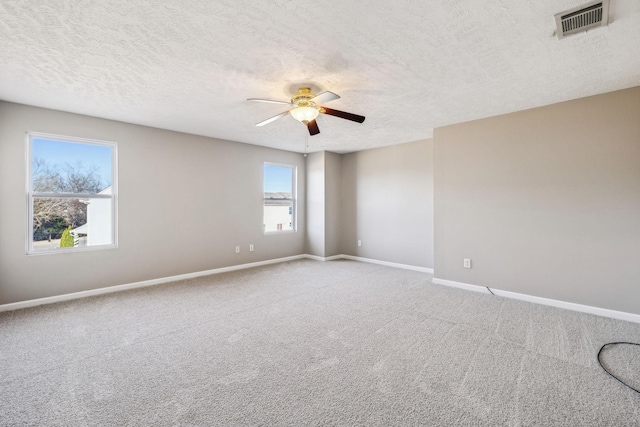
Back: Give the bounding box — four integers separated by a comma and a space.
87, 186, 112, 246
264, 205, 292, 232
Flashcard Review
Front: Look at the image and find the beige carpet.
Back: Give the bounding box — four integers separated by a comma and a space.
1, 259, 639, 426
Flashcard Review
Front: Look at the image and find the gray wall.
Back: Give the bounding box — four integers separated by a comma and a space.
304, 152, 325, 257
0, 102, 306, 304
304, 150, 342, 258
434, 87, 640, 314
324, 152, 342, 257
341, 139, 434, 269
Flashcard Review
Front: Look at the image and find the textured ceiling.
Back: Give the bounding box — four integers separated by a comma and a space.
1, 1, 639, 153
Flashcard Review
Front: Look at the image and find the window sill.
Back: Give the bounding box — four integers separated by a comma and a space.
26, 244, 118, 256
264, 230, 297, 236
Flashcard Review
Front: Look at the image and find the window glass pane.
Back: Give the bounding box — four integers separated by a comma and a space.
32, 196, 113, 252
27, 133, 116, 254
264, 164, 294, 232
32, 138, 112, 193
264, 201, 293, 232
263, 164, 292, 195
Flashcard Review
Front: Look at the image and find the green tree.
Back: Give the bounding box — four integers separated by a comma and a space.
32, 158, 103, 240
59, 226, 74, 248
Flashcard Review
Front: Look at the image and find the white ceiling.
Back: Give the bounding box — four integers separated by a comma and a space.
1, 1, 639, 153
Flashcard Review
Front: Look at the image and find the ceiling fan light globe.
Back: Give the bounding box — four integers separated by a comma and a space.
290, 106, 319, 123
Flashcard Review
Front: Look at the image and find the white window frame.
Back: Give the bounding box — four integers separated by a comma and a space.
26, 131, 118, 255
263, 162, 297, 234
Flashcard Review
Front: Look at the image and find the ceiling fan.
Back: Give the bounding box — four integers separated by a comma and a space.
248, 87, 365, 136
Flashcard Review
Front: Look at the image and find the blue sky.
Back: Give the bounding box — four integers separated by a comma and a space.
264, 164, 293, 193
32, 138, 113, 186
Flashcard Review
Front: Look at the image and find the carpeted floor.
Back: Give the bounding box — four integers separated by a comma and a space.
1, 259, 639, 426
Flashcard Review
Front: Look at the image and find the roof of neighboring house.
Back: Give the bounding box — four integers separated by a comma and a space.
264, 192, 292, 206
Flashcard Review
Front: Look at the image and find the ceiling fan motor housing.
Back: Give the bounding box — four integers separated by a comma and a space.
291, 87, 317, 108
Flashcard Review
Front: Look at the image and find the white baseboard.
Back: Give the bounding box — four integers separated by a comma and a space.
303, 253, 433, 274
5, 256, 636, 324
0, 254, 432, 312
0, 255, 306, 313
432, 277, 640, 324
339, 255, 434, 274
432, 278, 492, 294
303, 254, 343, 262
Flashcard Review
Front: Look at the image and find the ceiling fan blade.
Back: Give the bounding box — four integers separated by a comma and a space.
320, 107, 365, 123
307, 120, 320, 136
247, 98, 291, 105
255, 111, 289, 127
310, 91, 340, 105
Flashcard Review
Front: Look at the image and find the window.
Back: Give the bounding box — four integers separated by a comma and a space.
263, 163, 296, 233
26, 132, 117, 254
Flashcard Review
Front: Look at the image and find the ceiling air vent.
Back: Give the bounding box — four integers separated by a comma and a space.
554, 0, 609, 39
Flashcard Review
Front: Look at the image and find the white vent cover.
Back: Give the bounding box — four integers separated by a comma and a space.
555, 0, 610, 39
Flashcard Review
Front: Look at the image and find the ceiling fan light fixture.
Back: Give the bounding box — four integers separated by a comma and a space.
290, 106, 319, 124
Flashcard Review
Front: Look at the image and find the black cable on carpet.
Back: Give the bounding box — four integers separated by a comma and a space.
597, 342, 640, 394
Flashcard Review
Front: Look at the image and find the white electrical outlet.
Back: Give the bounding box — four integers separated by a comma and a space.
357, 240, 362, 247
235, 246, 240, 254
249, 244, 254, 252
464, 258, 472, 268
